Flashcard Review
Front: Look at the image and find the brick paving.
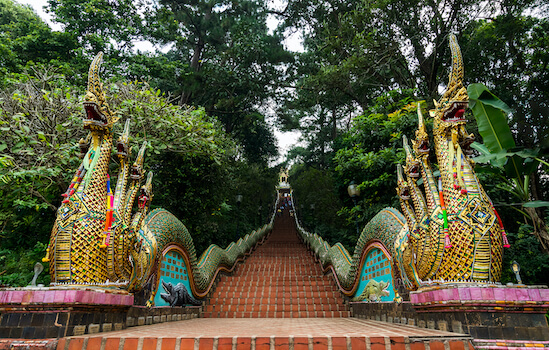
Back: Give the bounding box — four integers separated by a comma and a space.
62, 318, 464, 338
204, 208, 350, 318
57, 318, 474, 350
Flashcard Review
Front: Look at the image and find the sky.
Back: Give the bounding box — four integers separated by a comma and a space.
14, 0, 303, 164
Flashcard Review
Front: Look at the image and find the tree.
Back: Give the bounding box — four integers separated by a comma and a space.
462, 15, 549, 152
333, 91, 422, 239
47, 0, 293, 164
0, 0, 79, 86
0, 70, 234, 251
289, 164, 349, 248
274, 0, 546, 166
145, 0, 292, 163
47, 0, 144, 54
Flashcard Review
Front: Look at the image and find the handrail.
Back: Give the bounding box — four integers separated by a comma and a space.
290, 191, 406, 296
182, 189, 281, 298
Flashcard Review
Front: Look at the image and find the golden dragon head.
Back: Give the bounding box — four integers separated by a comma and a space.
131, 141, 148, 180
117, 119, 132, 161
403, 135, 421, 179
127, 171, 155, 292
396, 164, 411, 200
412, 103, 430, 156
431, 34, 469, 136
83, 52, 118, 131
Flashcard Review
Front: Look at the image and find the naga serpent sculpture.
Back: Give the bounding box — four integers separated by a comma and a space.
295, 35, 507, 300
42, 53, 273, 305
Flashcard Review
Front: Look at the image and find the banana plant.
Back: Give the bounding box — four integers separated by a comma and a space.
468, 83, 549, 252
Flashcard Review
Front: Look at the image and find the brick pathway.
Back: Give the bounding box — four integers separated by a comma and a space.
204, 208, 350, 318
57, 318, 474, 350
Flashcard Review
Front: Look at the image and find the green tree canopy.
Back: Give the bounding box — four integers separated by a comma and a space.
0, 0, 79, 86
46, 0, 294, 164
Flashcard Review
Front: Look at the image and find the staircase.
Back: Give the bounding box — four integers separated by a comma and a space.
203, 207, 351, 318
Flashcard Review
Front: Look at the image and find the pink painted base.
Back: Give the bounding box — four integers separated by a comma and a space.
0, 287, 133, 306
410, 284, 549, 306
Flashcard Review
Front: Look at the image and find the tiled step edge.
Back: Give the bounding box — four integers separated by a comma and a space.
473, 338, 549, 349
0, 339, 58, 349
56, 335, 475, 350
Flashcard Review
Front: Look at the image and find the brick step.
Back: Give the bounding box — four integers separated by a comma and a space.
56, 335, 475, 350
217, 278, 335, 283
230, 273, 327, 278
219, 278, 333, 285
204, 305, 348, 313
205, 301, 348, 308
209, 296, 344, 303
218, 281, 333, 287
214, 286, 337, 291
234, 268, 322, 278
212, 286, 338, 294
215, 278, 336, 284
211, 291, 339, 298
205, 209, 350, 318
202, 310, 352, 318
215, 284, 337, 288
209, 293, 342, 301
208, 295, 344, 303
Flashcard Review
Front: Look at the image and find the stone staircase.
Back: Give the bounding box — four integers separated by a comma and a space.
203, 208, 350, 318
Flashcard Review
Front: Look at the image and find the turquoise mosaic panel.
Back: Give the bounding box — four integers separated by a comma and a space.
354, 247, 394, 302
154, 249, 193, 306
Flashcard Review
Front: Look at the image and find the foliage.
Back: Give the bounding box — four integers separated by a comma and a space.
0, 68, 84, 249
274, 0, 531, 141
47, 0, 144, 54
468, 83, 549, 253
0, 242, 50, 287
501, 223, 549, 285
462, 14, 549, 152
333, 91, 424, 240
47, 0, 293, 164
290, 90, 423, 250
289, 164, 349, 248
0, 0, 80, 87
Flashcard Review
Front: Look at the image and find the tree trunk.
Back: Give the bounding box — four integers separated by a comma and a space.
179, 6, 212, 106
524, 206, 549, 254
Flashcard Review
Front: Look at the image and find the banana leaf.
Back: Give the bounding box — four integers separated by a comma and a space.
467, 83, 515, 154
523, 201, 549, 208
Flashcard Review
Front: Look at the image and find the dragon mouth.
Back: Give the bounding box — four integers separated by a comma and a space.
138, 189, 150, 209
399, 187, 411, 200
460, 135, 475, 155
417, 140, 430, 154
130, 165, 143, 180
117, 142, 129, 158
407, 162, 421, 178
83, 102, 108, 129
442, 101, 468, 123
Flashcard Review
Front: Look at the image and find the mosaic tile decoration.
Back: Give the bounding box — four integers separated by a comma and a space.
354, 247, 395, 302
154, 249, 192, 307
